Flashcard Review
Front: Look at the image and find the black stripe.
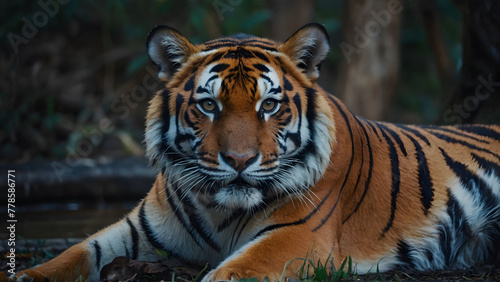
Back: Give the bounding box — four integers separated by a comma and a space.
260, 156, 278, 166
283, 93, 302, 149
165, 184, 205, 249
269, 86, 282, 95
93, 240, 101, 270
159, 90, 171, 161
283, 76, 293, 91
275, 98, 291, 118
205, 38, 239, 45
379, 124, 401, 236
429, 131, 493, 155
175, 93, 184, 123
396, 241, 415, 268
176, 188, 221, 252
126, 217, 139, 260
204, 42, 237, 49
184, 108, 198, 130
260, 74, 273, 85
441, 190, 473, 266
447, 192, 473, 238
164, 183, 194, 235
184, 74, 196, 91
210, 63, 230, 73
245, 44, 277, 51
254, 214, 308, 239
378, 122, 408, 156
278, 115, 292, 127
124, 240, 130, 259
424, 126, 489, 144
138, 201, 186, 263
297, 88, 319, 158
471, 152, 500, 174
199, 156, 219, 165
440, 148, 495, 205
349, 131, 365, 200
438, 220, 452, 265
403, 133, 434, 215
241, 39, 275, 46
206, 52, 225, 64
174, 94, 196, 152
313, 98, 357, 231
139, 201, 169, 251
338, 111, 374, 224
456, 124, 500, 141
202, 43, 238, 51
253, 63, 270, 73
254, 173, 335, 239
229, 215, 246, 252
217, 209, 244, 232
250, 50, 270, 63
205, 74, 219, 86
394, 124, 431, 146
363, 118, 381, 140
196, 86, 210, 94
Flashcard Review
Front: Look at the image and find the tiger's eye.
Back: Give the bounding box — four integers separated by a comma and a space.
261, 99, 277, 113
201, 99, 216, 112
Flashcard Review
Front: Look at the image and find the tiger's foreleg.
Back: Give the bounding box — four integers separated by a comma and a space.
202, 223, 341, 282
12, 205, 156, 282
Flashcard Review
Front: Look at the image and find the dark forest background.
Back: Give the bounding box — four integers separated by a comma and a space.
0, 0, 499, 239
2, 0, 499, 164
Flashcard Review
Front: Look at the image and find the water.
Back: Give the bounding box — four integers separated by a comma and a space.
1, 201, 136, 240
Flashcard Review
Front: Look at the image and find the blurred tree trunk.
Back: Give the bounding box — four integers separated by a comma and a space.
269, 0, 315, 41
337, 0, 401, 120
439, 0, 500, 124
419, 0, 456, 100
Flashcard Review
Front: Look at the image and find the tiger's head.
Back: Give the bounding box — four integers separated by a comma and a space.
145, 23, 335, 211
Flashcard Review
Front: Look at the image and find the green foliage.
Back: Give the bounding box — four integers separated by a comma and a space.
154, 248, 170, 258
193, 263, 209, 282
375, 260, 384, 281
330, 256, 353, 282
280, 253, 354, 282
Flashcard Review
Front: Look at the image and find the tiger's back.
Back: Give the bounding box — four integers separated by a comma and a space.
13, 23, 500, 281
325, 97, 500, 271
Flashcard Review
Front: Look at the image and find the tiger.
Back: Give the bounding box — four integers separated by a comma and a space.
13, 23, 500, 282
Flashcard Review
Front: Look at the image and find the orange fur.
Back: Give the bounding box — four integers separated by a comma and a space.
14, 244, 90, 281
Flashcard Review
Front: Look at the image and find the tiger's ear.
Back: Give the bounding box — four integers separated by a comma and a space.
146, 25, 198, 81
278, 23, 330, 81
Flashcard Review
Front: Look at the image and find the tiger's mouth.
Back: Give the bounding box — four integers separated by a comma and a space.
226, 177, 253, 189
212, 177, 265, 210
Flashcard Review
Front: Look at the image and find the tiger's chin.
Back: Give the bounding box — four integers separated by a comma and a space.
213, 184, 264, 211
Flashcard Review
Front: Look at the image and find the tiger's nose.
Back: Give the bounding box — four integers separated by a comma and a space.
221, 151, 258, 173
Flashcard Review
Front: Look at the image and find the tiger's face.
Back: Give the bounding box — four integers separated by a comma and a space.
145, 24, 335, 211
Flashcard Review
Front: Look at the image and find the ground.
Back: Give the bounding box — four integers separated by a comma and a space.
1, 239, 499, 281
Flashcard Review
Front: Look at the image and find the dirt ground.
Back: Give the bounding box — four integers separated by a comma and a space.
1, 239, 499, 281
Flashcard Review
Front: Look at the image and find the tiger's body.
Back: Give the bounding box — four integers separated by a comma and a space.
14, 23, 500, 281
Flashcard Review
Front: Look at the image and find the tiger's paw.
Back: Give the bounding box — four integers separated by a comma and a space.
202, 267, 266, 281
10, 270, 47, 282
